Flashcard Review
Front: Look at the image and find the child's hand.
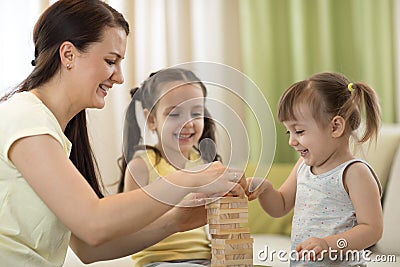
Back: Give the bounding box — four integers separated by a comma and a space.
295, 237, 329, 261
245, 177, 272, 201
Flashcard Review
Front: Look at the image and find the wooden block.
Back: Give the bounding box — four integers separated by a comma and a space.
206, 201, 249, 209
212, 238, 253, 246
209, 223, 241, 230
212, 241, 253, 250
207, 207, 249, 215
207, 211, 248, 224
208, 212, 248, 219
212, 247, 253, 255
209, 223, 241, 234
212, 254, 251, 261
208, 217, 248, 224
212, 252, 253, 260
209, 228, 249, 238
209, 227, 250, 235
208, 211, 242, 222
211, 232, 251, 239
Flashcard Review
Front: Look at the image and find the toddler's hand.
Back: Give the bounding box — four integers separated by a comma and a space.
245, 177, 271, 201
295, 237, 329, 261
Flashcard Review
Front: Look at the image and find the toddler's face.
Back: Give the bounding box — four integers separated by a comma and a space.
282, 105, 339, 173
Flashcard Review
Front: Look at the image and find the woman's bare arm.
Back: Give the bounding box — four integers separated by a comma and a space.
9, 134, 238, 247
70, 202, 207, 263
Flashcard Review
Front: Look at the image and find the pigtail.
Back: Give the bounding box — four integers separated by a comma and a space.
337, 81, 381, 144
350, 82, 381, 143
117, 87, 143, 193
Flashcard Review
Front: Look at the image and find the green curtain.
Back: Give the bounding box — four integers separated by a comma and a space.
240, 0, 396, 163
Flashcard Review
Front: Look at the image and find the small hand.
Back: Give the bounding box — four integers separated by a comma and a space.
295, 237, 329, 261
245, 177, 271, 201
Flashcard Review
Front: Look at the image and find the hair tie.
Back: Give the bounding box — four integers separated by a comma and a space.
347, 83, 354, 92
31, 47, 39, 67
130, 87, 141, 101
149, 71, 159, 78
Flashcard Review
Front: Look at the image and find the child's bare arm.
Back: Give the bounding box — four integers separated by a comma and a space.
247, 158, 302, 217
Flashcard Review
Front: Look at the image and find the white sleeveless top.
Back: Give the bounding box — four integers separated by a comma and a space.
291, 159, 381, 266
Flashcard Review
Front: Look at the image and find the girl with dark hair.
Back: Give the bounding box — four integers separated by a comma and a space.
119, 68, 222, 266
0, 1, 244, 266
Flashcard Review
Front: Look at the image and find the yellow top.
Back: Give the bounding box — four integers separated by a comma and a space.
0, 92, 71, 267
131, 149, 211, 267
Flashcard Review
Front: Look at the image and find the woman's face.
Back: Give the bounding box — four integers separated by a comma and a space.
69, 27, 127, 109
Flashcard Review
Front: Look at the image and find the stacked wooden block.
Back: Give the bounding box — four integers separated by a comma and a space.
206, 197, 253, 267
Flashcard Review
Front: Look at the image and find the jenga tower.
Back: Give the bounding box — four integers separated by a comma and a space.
205, 197, 253, 267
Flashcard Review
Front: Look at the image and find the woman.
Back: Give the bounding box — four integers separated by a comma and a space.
0, 0, 244, 266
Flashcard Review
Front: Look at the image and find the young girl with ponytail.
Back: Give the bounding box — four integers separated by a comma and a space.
247, 72, 383, 266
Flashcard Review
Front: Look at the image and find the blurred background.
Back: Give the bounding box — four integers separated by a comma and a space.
0, 0, 398, 194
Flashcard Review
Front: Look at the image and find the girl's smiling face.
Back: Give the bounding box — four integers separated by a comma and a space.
283, 104, 344, 174
146, 81, 205, 161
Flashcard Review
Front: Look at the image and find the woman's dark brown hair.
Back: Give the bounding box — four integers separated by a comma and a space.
1, 0, 130, 198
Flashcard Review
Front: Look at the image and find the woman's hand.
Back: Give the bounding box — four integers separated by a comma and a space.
245, 177, 272, 201
166, 161, 245, 198
168, 198, 207, 232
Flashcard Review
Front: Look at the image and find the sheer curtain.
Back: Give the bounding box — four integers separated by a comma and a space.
0, 2, 42, 94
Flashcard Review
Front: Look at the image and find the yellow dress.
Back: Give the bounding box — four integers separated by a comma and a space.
130, 149, 211, 267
